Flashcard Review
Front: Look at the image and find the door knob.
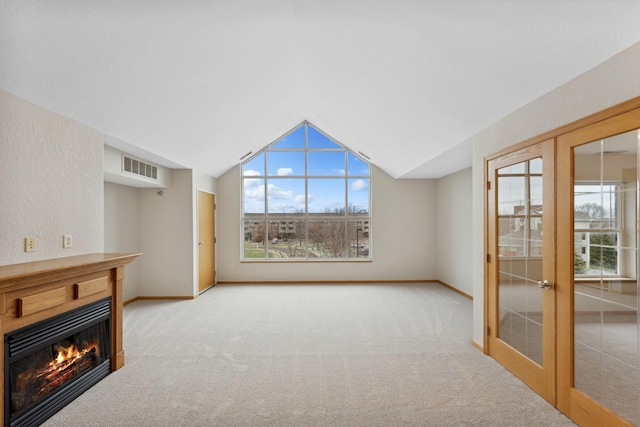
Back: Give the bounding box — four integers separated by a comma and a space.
198, 241, 204, 246
538, 280, 553, 290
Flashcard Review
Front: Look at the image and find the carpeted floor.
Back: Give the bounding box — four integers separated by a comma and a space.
42, 283, 575, 426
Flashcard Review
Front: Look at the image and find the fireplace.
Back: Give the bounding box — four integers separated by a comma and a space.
5, 298, 112, 427
0, 253, 140, 427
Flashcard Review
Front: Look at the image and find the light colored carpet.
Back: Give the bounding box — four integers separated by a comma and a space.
42, 283, 575, 426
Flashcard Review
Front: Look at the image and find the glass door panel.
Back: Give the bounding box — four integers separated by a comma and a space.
497, 158, 544, 364
557, 107, 640, 426
572, 131, 639, 425
487, 140, 555, 403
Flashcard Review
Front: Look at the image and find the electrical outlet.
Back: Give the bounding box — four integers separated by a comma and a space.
24, 237, 36, 252
63, 234, 72, 248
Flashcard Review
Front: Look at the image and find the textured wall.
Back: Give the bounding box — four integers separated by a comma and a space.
216, 164, 437, 282
436, 168, 472, 296
104, 181, 141, 301
470, 42, 640, 346
138, 170, 194, 296
0, 90, 103, 265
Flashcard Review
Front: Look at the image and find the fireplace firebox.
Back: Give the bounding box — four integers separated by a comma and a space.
5, 298, 112, 427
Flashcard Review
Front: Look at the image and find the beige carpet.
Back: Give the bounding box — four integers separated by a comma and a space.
42, 283, 575, 426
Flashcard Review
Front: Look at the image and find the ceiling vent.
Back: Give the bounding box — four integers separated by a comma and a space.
122, 155, 158, 180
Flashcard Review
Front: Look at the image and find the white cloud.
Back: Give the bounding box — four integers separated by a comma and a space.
243, 169, 261, 177
350, 179, 368, 191
267, 183, 293, 199
277, 167, 294, 176
243, 182, 265, 199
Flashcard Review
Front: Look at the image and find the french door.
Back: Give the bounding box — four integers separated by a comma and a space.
486, 139, 556, 403
487, 104, 640, 426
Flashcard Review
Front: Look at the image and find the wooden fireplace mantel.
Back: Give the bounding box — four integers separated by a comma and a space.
0, 253, 140, 426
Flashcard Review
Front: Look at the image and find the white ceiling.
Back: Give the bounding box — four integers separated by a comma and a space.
2, 1, 640, 179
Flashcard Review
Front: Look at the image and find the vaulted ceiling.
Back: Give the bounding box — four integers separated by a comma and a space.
2, 1, 640, 179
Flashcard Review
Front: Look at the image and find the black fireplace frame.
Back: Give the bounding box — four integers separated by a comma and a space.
4, 297, 112, 427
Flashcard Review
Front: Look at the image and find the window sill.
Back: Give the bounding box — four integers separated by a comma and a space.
575, 277, 637, 295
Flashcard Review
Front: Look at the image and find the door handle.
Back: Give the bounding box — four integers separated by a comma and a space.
198, 241, 204, 246
537, 280, 553, 290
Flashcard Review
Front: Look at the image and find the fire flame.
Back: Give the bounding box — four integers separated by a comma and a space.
37, 342, 98, 382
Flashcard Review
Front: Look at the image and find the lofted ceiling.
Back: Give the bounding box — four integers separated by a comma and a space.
2, 1, 640, 179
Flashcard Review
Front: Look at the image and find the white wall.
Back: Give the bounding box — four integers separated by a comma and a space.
436, 167, 473, 296
138, 170, 194, 296
216, 164, 437, 282
470, 42, 640, 346
0, 90, 103, 265
104, 182, 141, 301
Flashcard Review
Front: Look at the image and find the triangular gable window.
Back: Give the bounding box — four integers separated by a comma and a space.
241, 121, 371, 260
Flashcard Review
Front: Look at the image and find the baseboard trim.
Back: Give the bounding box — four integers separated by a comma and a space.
217, 279, 436, 285
124, 295, 196, 305
435, 280, 473, 300
471, 339, 485, 353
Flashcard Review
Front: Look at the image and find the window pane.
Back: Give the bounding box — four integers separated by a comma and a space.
529, 176, 542, 206
308, 126, 341, 149
348, 221, 369, 258
348, 152, 369, 176
267, 179, 305, 214
243, 219, 266, 259
307, 151, 346, 176
308, 179, 345, 213
589, 232, 619, 275
271, 126, 305, 149
267, 152, 304, 176
348, 179, 369, 213
498, 217, 516, 257
243, 177, 265, 214
529, 157, 542, 174
243, 152, 264, 176
528, 217, 543, 257
265, 217, 307, 259
499, 162, 525, 175
574, 184, 620, 229
498, 176, 526, 216
307, 220, 346, 258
